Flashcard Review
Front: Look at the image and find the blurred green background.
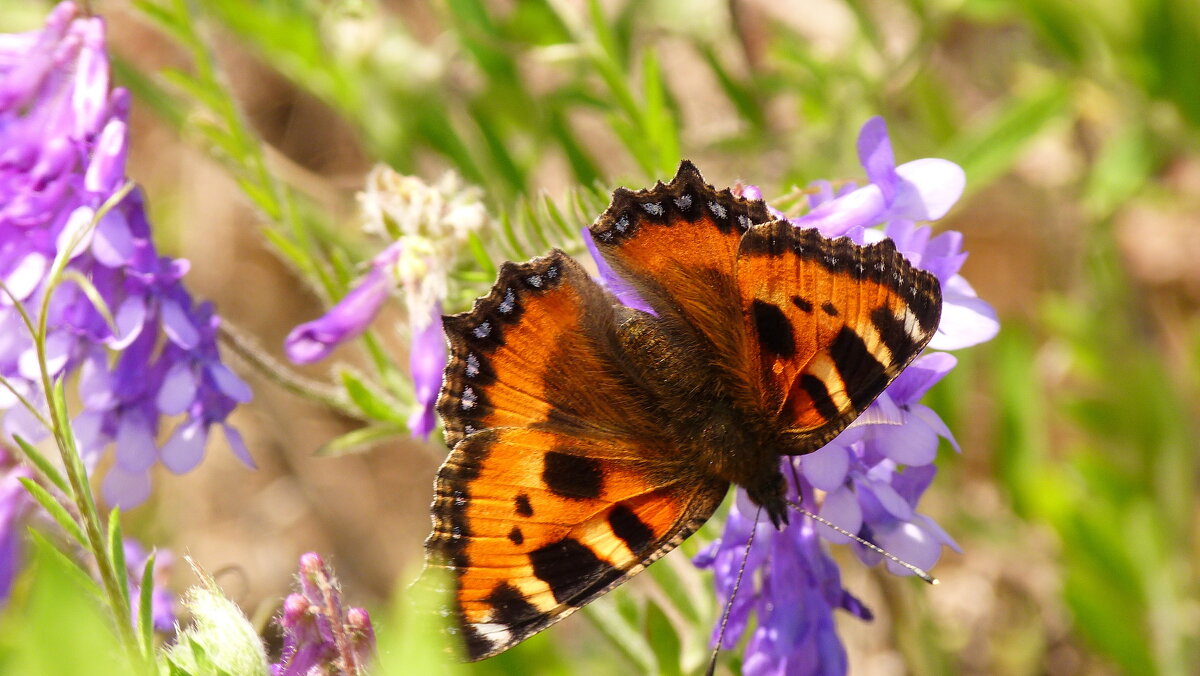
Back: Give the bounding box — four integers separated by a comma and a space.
5, 0, 1199, 674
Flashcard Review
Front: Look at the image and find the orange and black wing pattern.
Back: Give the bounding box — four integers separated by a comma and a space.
736, 220, 941, 451
429, 250, 727, 660
427, 428, 726, 660
587, 161, 772, 383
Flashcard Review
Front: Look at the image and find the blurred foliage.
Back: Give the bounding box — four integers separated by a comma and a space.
2, 0, 1198, 673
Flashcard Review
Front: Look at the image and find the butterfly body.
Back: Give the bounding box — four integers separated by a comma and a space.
425, 162, 941, 660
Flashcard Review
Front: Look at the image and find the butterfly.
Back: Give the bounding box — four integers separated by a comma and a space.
424, 161, 941, 661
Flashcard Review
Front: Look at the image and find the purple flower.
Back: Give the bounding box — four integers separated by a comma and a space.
695, 118, 995, 674
581, 227, 653, 313
0, 2, 252, 509
407, 302, 447, 440
283, 243, 400, 365
272, 552, 374, 676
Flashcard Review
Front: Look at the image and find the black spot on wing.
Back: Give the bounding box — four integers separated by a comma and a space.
508, 526, 524, 545
608, 504, 654, 554
829, 326, 887, 411
792, 296, 813, 313
799, 374, 840, 422
529, 538, 620, 606
751, 299, 796, 358
514, 493, 533, 517
542, 451, 603, 500
486, 582, 541, 627
821, 301, 838, 317
871, 306, 916, 365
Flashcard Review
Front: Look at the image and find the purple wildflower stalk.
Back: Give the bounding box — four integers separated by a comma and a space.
0, 1, 253, 510
284, 167, 487, 440
272, 552, 375, 676
687, 117, 997, 675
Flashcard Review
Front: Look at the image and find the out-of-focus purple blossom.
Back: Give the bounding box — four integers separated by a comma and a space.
581, 228, 653, 313
408, 302, 446, 440
695, 117, 995, 674
271, 552, 374, 676
0, 2, 252, 509
122, 538, 176, 632
284, 242, 401, 365
286, 167, 490, 440
0, 448, 32, 603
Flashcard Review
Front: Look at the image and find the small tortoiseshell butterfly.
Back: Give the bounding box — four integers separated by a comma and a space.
424, 161, 941, 660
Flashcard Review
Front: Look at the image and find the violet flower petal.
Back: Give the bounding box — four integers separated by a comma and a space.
160, 418, 206, 474
284, 267, 389, 364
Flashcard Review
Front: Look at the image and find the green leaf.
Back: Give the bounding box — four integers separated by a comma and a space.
0, 533, 126, 675
315, 424, 406, 457
339, 369, 406, 423
107, 508, 129, 610
18, 479, 86, 549
137, 552, 157, 655
644, 601, 682, 676
583, 597, 657, 674
11, 435, 69, 496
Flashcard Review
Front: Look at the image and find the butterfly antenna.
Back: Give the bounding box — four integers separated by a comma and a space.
782, 462, 937, 585
705, 504, 762, 676
786, 499, 938, 584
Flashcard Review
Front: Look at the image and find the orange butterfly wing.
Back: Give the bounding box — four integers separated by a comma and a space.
429, 428, 725, 660
736, 220, 941, 451
588, 161, 772, 392
429, 251, 726, 660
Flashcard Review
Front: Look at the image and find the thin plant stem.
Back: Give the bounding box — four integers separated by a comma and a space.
29, 185, 148, 670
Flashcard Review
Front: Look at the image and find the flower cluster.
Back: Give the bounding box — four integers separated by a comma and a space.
271, 552, 375, 676
285, 166, 488, 438
692, 117, 998, 674
0, 2, 252, 509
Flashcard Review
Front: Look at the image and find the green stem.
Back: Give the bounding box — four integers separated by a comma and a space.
32, 188, 147, 671
217, 322, 368, 420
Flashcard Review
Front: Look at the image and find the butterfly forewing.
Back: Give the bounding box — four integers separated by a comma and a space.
736, 221, 941, 451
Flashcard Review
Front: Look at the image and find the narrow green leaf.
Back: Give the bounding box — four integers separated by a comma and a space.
699, 43, 765, 131
107, 508, 129, 610
137, 552, 157, 655
640, 50, 680, 175
18, 479, 86, 548
645, 602, 683, 676
466, 231, 498, 278
260, 227, 312, 274
339, 370, 406, 423
315, 424, 406, 457
584, 598, 657, 674
11, 434, 69, 496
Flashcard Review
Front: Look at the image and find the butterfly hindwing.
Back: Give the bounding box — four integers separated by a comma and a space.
427, 427, 727, 660
736, 220, 941, 451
